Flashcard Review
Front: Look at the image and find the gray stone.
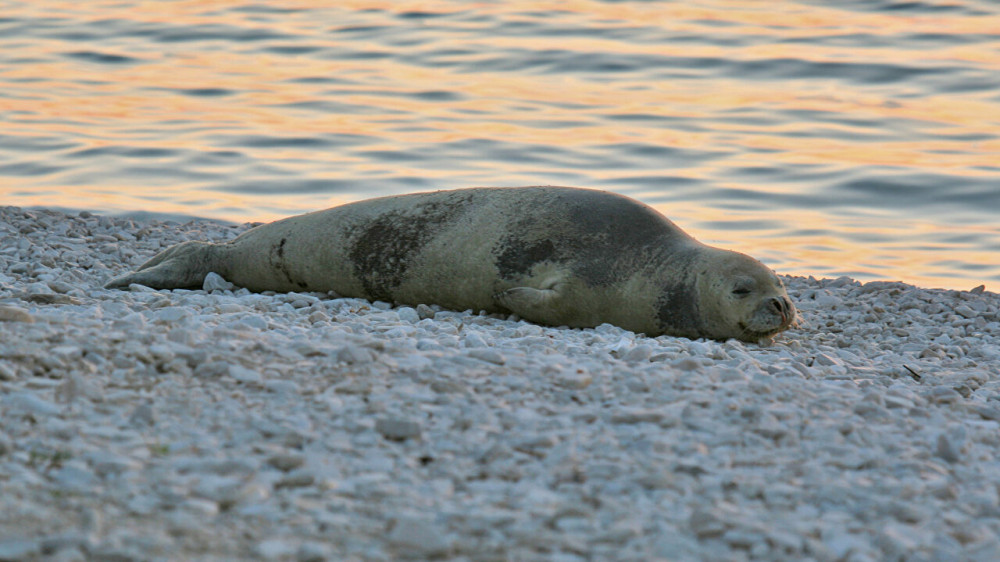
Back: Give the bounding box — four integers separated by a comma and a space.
297, 542, 334, 562
0, 361, 18, 381
256, 539, 297, 560
376, 417, 422, 441
0, 539, 41, 560
267, 453, 305, 472
337, 346, 375, 365
5, 391, 61, 416
228, 364, 262, 384
935, 433, 962, 463
388, 516, 451, 557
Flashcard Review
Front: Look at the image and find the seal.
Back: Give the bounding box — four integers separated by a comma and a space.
105, 186, 795, 341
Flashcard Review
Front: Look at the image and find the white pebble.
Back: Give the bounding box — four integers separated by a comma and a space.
622, 344, 653, 362
202, 272, 234, 292
0, 539, 40, 560
252, 539, 293, 560
4, 392, 61, 416
466, 348, 506, 365
396, 306, 420, 323
388, 516, 451, 556
238, 316, 268, 330
263, 379, 300, 394
228, 364, 262, 384
337, 346, 375, 364
153, 307, 189, 323
462, 332, 489, 348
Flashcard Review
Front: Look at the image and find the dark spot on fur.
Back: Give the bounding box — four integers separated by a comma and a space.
493, 188, 686, 287
347, 198, 470, 301
565, 189, 684, 253
653, 247, 703, 336
269, 237, 296, 286
495, 239, 558, 279
656, 281, 702, 337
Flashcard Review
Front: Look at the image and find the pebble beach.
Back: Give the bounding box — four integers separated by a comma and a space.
2, 205, 1000, 561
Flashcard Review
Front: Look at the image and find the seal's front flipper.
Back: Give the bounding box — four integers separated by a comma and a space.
494, 286, 563, 323
104, 241, 219, 290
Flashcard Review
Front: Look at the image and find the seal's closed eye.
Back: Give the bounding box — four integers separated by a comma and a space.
731, 278, 755, 297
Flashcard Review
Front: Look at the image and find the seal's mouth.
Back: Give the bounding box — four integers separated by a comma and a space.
738, 296, 796, 342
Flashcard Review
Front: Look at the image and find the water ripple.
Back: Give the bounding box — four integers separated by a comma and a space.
62, 50, 138, 64
0, 0, 998, 288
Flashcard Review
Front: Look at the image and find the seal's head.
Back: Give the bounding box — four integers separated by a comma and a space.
695, 249, 796, 342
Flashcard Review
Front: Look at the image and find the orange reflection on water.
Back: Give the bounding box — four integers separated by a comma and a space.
1, 1, 998, 289
673, 206, 997, 291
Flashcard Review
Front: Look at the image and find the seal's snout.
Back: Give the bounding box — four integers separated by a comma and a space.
767, 295, 795, 326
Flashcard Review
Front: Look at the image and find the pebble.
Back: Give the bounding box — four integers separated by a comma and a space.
267, 453, 305, 472
1, 205, 1000, 560
256, 539, 297, 560
228, 364, 262, 384
375, 417, 422, 441
275, 470, 315, 489
396, 306, 420, 323
337, 345, 375, 364
238, 315, 268, 330
467, 348, 506, 365
622, 344, 653, 362
296, 542, 334, 562
0, 305, 33, 322
935, 433, 963, 463
388, 516, 452, 556
0, 539, 41, 560
0, 361, 17, 381
610, 408, 665, 425
462, 332, 489, 348
5, 391, 61, 416
128, 403, 156, 426
556, 371, 592, 389
153, 308, 188, 323
202, 271, 234, 292
689, 507, 726, 538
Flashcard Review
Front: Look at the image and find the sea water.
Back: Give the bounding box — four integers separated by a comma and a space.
1, 0, 998, 290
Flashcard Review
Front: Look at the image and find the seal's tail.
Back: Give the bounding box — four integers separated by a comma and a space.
104, 241, 220, 290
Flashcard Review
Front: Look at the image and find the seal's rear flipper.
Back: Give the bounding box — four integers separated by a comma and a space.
494, 286, 562, 323
104, 241, 218, 290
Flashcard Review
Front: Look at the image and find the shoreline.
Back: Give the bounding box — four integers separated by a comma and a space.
2, 205, 1000, 560
14, 201, 995, 293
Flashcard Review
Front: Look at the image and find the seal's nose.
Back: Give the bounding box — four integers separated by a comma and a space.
769, 296, 793, 323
